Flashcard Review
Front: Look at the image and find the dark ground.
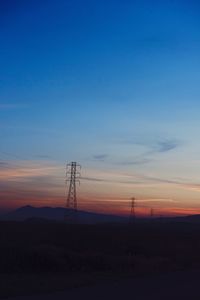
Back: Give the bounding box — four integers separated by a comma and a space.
1, 220, 200, 298
7, 270, 200, 300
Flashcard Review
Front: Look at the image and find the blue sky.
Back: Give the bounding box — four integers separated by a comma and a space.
1, 0, 200, 215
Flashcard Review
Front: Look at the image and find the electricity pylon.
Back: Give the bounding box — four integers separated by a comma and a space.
65, 162, 81, 212
129, 197, 135, 223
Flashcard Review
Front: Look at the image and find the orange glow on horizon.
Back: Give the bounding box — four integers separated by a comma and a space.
1, 193, 200, 218
1, 160, 200, 217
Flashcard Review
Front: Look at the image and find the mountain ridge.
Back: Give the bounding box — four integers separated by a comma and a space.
1, 205, 128, 224
2, 205, 200, 224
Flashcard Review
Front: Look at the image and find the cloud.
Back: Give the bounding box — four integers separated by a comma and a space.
118, 158, 153, 166
91, 154, 152, 166
82, 169, 200, 195
34, 154, 52, 159
0, 160, 62, 182
81, 176, 106, 183
82, 173, 148, 186
111, 135, 181, 166
140, 175, 200, 193
0, 161, 10, 169
89, 135, 180, 167
156, 140, 180, 153
137, 198, 175, 203
0, 160, 65, 210
93, 154, 108, 161
117, 134, 181, 154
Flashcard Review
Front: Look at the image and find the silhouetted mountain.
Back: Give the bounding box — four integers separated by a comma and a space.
1, 205, 128, 224
3, 206, 200, 224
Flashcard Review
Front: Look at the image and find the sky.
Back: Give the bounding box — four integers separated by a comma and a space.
1, 0, 200, 216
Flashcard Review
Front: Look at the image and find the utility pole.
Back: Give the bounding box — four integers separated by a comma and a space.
65, 162, 81, 214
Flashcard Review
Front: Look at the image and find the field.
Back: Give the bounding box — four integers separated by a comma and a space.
1, 220, 200, 298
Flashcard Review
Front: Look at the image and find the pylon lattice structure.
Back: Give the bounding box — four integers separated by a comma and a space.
66, 162, 81, 211
129, 197, 135, 223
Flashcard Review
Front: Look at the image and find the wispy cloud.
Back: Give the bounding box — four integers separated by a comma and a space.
82, 168, 200, 195
0, 160, 65, 210
33, 154, 52, 159
89, 135, 181, 166
117, 158, 153, 166
154, 139, 180, 153
137, 198, 175, 203
0, 160, 62, 181
81, 176, 106, 183
123, 136, 180, 152
93, 154, 108, 161
0, 161, 10, 169
111, 135, 181, 166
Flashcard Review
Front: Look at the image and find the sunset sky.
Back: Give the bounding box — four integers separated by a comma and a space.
1, 0, 200, 216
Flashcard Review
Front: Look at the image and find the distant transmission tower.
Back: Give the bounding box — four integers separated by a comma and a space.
65, 162, 81, 212
129, 197, 135, 223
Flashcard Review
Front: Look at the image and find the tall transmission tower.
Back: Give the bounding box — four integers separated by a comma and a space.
66, 162, 81, 211
129, 197, 136, 223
